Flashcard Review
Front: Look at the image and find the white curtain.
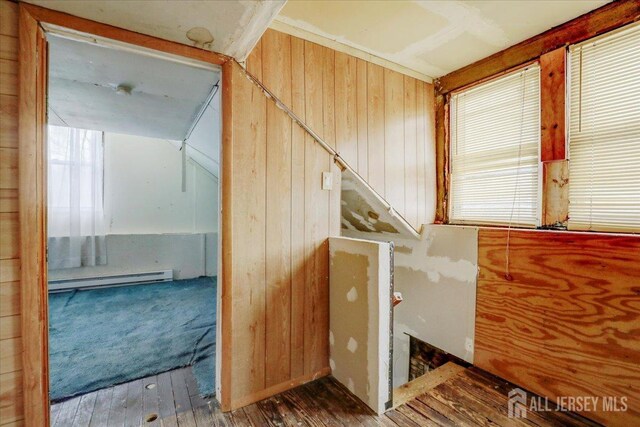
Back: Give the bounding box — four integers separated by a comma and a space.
48, 125, 107, 269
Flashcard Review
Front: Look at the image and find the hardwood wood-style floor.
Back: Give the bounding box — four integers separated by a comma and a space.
51, 365, 599, 426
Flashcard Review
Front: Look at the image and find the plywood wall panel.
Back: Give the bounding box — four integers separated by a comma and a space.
476, 228, 640, 426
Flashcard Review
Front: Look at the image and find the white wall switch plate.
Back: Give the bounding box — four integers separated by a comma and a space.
322, 171, 333, 190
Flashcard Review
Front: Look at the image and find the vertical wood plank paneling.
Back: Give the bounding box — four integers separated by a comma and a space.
0, 93, 18, 149
0, 1, 21, 426
230, 61, 267, 401
262, 30, 293, 388
334, 52, 358, 167
367, 63, 385, 197
0, 370, 23, 425
403, 76, 418, 228
0, 59, 17, 96
289, 36, 306, 380
303, 41, 329, 376
322, 47, 341, 238
356, 59, 368, 179
224, 29, 437, 410
246, 37, 262, 80
415, 81, 427, 227
384, 69, 405, 215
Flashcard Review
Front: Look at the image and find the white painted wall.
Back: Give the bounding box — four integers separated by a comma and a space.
48, 132, 220, 281
48, 233, 218, 281
104, 132, 218, 235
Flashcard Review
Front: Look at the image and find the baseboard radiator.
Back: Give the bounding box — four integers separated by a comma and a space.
48, 270, 173, 292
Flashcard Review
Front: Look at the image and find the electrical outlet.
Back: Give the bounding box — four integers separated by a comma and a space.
322, 171, 333, 190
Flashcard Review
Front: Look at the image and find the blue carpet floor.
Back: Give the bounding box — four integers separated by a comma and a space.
48, 277, 216, 401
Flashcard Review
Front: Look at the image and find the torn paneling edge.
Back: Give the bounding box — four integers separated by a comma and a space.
234, 61, 420, 240
341, 169, 421, 239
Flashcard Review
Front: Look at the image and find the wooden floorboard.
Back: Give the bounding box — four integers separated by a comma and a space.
51, 365, 599, 427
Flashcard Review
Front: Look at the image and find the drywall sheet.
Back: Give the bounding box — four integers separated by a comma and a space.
342, 225, 478, 388
329, 237, 393, 414
341, 169, 420, 239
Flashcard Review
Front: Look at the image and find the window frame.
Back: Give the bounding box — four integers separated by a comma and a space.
447, 62, 543, 229
565, 22, 640, 234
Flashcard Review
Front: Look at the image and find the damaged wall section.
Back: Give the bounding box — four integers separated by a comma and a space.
341, 170, 478, 388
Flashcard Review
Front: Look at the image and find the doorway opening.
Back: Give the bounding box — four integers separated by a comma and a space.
43, 27, 222, 423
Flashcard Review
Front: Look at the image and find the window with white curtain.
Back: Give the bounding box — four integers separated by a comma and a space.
449, 65, 541, 226
568, 23, 640, 233
48, 125, 107, 269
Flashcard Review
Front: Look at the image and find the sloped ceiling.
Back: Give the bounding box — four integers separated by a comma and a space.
272, 0, 610, 79
26, 0, 286, 60
48, 34, 220, 141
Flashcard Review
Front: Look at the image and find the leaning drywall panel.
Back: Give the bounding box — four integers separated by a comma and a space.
329, 237, 392, 414
342, 225, 478, 388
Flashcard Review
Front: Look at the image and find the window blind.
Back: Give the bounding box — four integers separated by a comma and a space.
449, 65, 540, 226
568, 23, 640, 233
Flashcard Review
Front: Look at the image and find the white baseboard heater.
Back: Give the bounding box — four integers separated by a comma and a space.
48, 270, 173, 292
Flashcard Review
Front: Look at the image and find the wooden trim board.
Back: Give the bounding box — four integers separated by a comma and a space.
392, 362, 465, 409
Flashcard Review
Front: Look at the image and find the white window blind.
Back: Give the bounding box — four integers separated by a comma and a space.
450, 65, 540, 226
568, 23, 640, 233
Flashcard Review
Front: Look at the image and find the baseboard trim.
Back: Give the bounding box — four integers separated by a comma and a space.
227, 366, 331, 411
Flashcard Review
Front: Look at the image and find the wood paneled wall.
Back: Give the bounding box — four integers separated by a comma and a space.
0, 1, 23, 426
246, 29, 436, 230
476, 228, 640, 426
221, 30, 436, 409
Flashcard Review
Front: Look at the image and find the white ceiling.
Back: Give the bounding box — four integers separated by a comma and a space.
273, 0, 611, 79
48, 34, 220, 141
26, 0, 286, 60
